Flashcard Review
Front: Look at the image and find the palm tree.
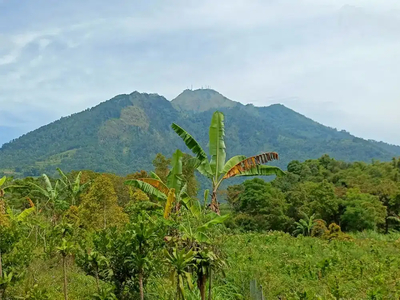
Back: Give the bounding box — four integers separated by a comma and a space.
172, 111, 285, 214
125, 149, 189, 219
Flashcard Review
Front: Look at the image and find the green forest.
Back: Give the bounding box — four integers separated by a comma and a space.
1, 111, 400, 299
2, 89, 400, 178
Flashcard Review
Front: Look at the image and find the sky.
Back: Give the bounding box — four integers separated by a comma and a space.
1, 0, 400, 146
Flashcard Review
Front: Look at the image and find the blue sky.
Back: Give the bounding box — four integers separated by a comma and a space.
1, 0, 400, 146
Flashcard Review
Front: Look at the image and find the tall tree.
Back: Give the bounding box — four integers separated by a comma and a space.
152, 153, 171, 183
182, 153, 199, 198
79, 175, 128, 230
172, 111, 285, 214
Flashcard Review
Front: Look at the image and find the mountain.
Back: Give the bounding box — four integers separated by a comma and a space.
1, 88, 400, 177
172, 89, 240, 112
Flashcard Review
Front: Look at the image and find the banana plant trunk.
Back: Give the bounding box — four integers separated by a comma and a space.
63, 255, 68, 300
208, 267, 212, 300
210, 190, 220, 215
197, 274, 207, 300
95, 267, 100, 293
176, 276, 180, 300
139, 271, 144, 300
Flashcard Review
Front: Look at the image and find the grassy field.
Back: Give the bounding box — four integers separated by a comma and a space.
8, 230, 400, 299
220, 231, 400, 299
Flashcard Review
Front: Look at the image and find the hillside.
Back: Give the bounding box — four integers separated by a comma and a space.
1, 88, 400, 177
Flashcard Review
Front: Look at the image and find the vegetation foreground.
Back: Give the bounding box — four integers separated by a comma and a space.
1, 111, 400, 299
6, 231, 400, 299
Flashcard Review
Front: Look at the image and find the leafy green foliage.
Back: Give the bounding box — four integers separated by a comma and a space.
229, 154, 400, 234
78, 215, 167, 299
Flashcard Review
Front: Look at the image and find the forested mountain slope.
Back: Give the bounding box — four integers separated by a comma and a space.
1, 89, 400, 177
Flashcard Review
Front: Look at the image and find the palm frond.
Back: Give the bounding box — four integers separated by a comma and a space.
124, 180, 167, 200
137, 178, 169, 195
27, 182, 50, 198
57, 168, 70, 187
167, 149, 183, 192
171, 123, 208, 161
42, 174, 53, 192
222, 155, 247, 174
17, 207, 36, 222
224, 165, 285, 179
223, 152, 280, 179
74, 171, 83, 187
150, 172, 162, 181
203, 189, 210, 208
197, 214, 230, 233
179, 183, 188, 199
209, 111, 226, 178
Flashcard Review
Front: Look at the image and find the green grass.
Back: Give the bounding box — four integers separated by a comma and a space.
9, 231, 400, 299
219, 231, 400, 299
8, 256, 99, 300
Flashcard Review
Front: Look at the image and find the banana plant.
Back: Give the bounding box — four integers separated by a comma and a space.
293, 212, 319, 237
169, 212, 228, 300
125, 149, 190, 219
6, 206, 35, 224
27, 174, 62, 214
172, 111, 285, 214
193, 247, 226, 300
57, 168, 90, 206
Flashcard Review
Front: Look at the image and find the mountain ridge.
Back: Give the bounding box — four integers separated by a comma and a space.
171, 88, 241, 112
1, 89, 400, 177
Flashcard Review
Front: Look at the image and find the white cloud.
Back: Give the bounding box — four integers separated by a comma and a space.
0, 53, 18, 65
1, 0, 400, 145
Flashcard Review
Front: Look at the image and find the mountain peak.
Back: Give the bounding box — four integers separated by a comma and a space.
171, 88, 240, 112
